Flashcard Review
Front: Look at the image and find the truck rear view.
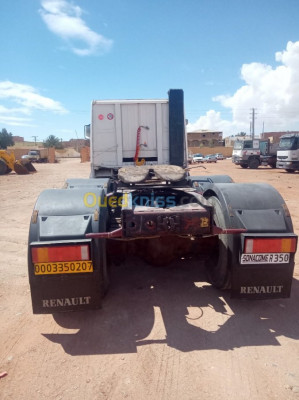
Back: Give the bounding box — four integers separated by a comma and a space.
28, 90, 297, 314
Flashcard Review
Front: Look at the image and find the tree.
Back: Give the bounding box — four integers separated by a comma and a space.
0, 129, 14, 149
43, 135, 63, 149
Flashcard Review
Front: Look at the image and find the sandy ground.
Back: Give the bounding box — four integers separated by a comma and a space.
0, 158, 299, 400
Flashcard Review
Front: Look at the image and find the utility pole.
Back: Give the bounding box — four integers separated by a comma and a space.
32, 136, 38, 144
250, 108, 256, 139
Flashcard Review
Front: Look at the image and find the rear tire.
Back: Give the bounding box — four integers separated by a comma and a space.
205, 196, 231, 289
240, 164, 248, 169
248, 158, 259, 169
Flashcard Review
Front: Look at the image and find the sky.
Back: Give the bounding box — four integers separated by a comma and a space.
1, 0, 299, 141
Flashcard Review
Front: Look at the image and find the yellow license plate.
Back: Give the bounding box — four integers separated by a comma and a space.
34, 261, 93, 275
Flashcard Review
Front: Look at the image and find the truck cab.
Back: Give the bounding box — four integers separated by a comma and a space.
28, 150, 40, 162
89, 93, 187, 178
276, 133, 299, 172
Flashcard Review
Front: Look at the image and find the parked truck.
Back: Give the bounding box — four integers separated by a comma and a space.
276, 132, 299, 172
22, 148, 49, 163
28, 90, 297, 314
232, 138, 278, 169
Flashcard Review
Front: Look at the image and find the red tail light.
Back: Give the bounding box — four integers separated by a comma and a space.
31, 244, 90, 263
244, 237, 297, 254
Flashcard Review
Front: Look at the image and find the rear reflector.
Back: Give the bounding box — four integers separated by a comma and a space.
31, 244, 90, 263
244, 237, 297, 254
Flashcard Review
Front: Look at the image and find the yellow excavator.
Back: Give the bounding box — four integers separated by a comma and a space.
0, 150, 37, 175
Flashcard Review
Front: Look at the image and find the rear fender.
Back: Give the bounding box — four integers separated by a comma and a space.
203, 183, 297, 299
29, 188, 107, 242
203, 182, 293, 233
28, 187, 108, 313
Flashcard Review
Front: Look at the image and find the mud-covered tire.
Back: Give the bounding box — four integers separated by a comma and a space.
205, 196, 231, 289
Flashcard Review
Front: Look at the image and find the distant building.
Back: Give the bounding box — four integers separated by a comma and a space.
12, 136, 24, 143
187, 130, 223, 147
62, 138, 90, 150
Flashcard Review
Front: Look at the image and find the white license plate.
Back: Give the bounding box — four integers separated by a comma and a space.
240, 253, 290, 264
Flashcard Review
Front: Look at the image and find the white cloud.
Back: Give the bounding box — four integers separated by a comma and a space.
188, 41, 299, 137
0, 81, 67, 114
0, 115, 36, 127
0, 105, 31, 115
0, 80, 67, 127
188, 110, 243, 134
39, 0, 113, 56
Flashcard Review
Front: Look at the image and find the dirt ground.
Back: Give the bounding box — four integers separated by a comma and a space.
0, 158, 299, 400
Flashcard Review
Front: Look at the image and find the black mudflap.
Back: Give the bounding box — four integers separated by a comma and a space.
28, 239, 106, 314
231, 234, 296, 299
30, 272, 102, 314
231, 260, 295, 299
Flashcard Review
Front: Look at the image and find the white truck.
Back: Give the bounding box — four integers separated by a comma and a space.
23, 149, 48, 163
232, 139, 278, 169
27, 90, 297, 314
276, 133, 299, 172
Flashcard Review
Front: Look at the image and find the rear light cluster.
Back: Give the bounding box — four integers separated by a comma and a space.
244, 237, 297, 254
31, 244, 90, 263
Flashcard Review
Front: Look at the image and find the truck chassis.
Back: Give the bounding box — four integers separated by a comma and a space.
28, 166, 297, 313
